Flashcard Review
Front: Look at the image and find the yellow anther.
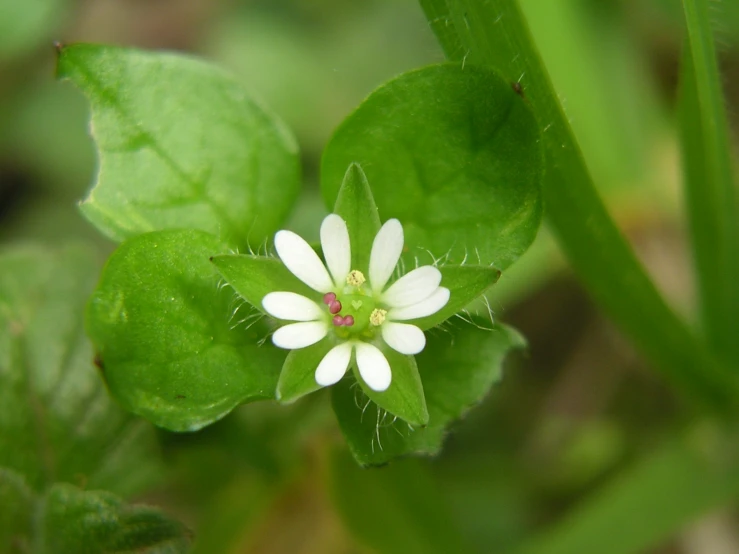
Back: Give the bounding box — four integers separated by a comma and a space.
369, 308, 387, 326
346, 270, 366, 287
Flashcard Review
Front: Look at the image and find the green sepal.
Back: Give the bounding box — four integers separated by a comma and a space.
333, 163, 382, 275
351, 345, 429, 427
408, 264, 500, 330
333, 321, 524, 466
211, 254, 319, 312
276, 338, 333, 403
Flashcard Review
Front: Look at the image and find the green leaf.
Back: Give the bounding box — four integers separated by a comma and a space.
0, 244, 162, 496
352, 345, 429, 427
419, 0, 739, 412
276, 338, 332, 403
333, 163, 382, 275
679, 0, 739, 366
38, 483, 191, 553
321, 63, 543, 270
333, 320, 523, 466
514, 429, 739, 554
86, 230, 286, 432
56, 43, 300, 249
329, 450, 472, 554
409, 264, 500, 331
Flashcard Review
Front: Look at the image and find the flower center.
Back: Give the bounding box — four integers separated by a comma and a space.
334, 293, 375, 333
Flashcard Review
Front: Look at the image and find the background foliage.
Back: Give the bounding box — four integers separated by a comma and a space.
1, 0, 738, 552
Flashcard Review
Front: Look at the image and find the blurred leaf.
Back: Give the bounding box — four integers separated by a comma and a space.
0, 469, 33, 552
86, 230, 286, 432
519, 0, 663, 192
330, 450, 472, 554
38, 483, 191, 553
0, 0, 65, 61
0, 244, 161, 496
207, 5, 442, 151
56, 43, 300, 249
321, 63, 543, 270
679, 0, 739, 367
333, 320, 524, 466
514, 429, 739, 554
419, 0, 739, 412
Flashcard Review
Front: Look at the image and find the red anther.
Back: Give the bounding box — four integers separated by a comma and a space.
329, 300, 342, 314
323, 292, 337, 305
332, 315, 345, 326
343, 315, 355, 327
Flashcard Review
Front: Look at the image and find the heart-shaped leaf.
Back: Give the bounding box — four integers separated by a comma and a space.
322, 63, 543, 270
86, 230, 286, 432
57, 43, 300, 249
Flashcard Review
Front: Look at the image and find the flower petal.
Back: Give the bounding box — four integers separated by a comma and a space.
275, 230, 334, 293
262, 292, 324, 321
382, 266, 442, 308
320, 214, 351, 287
272, 321, 328, 349
355, 342, 392, 392
315, 342, 353, 386
381, 322, 426, 355
369, 218, 403, 293
388, 287, 450, 321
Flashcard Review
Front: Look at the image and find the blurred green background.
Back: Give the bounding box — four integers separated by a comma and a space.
2, 0, 739, 552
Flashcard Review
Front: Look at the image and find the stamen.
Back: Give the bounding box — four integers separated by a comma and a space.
329, 300, 342, 314
332, 315, 345, 326
369, 308, 387, 326
346, 270, 366, 287
344, 315, 355, 326
323, 292, 337, 305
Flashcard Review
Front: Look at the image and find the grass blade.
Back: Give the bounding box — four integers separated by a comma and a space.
679, 0, 739, 367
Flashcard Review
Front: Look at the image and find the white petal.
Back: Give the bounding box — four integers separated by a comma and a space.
272, 321, 327, 349
315, 342, 353, 386
320, 214, 351, 287
275, 230, 334, 293
355, 342, 392, 392
388, 287, 450, 321
369, 218, 403, 293
262, 292, 323, 321
382, 266, 442, 308
381, 322, 426, 355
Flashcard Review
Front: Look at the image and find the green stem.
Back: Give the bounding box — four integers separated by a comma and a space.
679, 0, 739, 367
419, 0, 739, 410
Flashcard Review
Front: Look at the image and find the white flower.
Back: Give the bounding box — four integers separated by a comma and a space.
262, 214, 450, 392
